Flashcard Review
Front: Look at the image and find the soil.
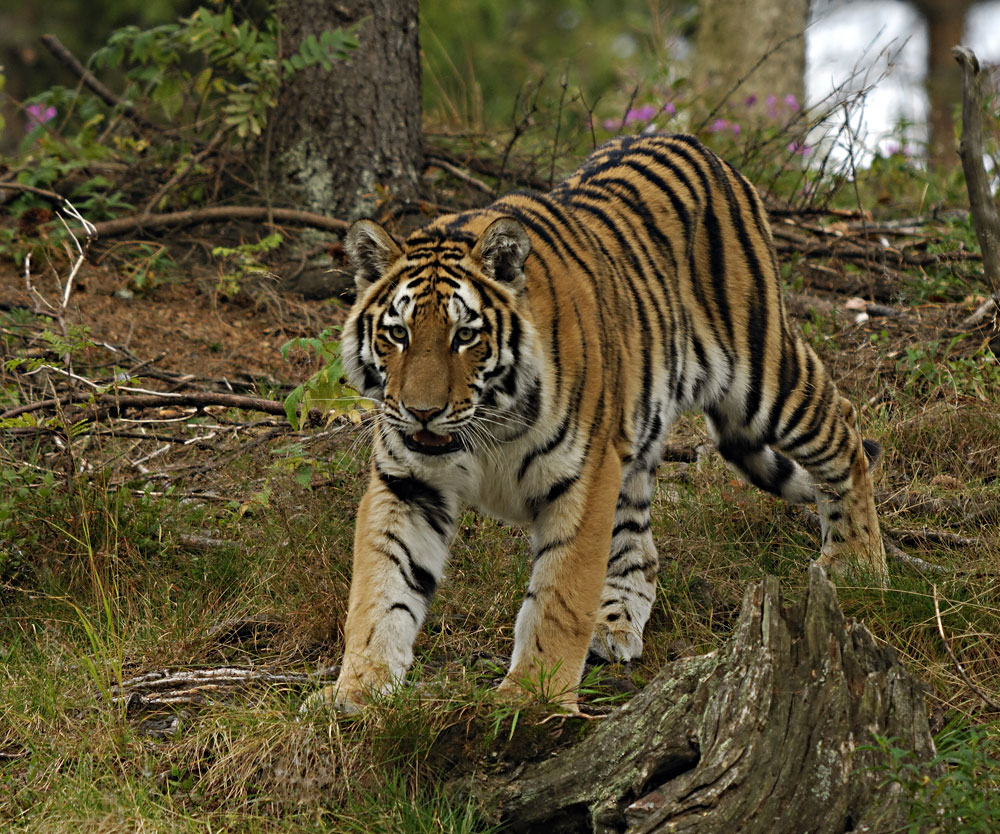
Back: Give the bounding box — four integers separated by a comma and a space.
0, 254, 349, 387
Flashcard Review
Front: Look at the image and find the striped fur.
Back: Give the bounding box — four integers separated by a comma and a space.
323, 134, 886, 711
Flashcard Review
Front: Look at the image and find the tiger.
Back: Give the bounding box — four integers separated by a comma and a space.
319, 133, 886, 712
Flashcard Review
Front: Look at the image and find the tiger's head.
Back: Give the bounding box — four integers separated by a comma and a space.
341, 216, 537, 458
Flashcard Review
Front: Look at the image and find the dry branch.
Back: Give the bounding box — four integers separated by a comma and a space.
425, 156, 496, 197
90, 206, 349, 238
0, 182, 69, 205
473, 566, 936, 833
0, 390, 290, 421
113, 664, 340, 734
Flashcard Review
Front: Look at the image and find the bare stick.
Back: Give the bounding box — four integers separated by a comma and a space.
498, 77, 544, 192
933, 585, 1000, 711
953, 47, 1000, 302
90, 206, 348, 238
549, 67, 569, 189
21, 197, 95, 356
112, 664, 340, 709
0, 390, 292, 421
0, 182, 68, 205
55, 200, 96, 310
40, 33, 165, 132
424, 156, 495, 197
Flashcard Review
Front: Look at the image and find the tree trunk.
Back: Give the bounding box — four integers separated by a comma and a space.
693, 0, 807, 115
268, 0, 422, 221
473, 565, 937, 833
912, 0, 971, 170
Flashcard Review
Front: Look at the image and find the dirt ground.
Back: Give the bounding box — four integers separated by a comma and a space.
0, 254, 347, 386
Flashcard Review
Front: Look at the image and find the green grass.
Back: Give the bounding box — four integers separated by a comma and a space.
3, 301, 1000, 834
4, 111, 1000, 830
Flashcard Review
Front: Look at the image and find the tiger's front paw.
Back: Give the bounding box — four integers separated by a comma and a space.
589, 614, 643, 662
496, 675, 579, 713
298, 682, 365, 716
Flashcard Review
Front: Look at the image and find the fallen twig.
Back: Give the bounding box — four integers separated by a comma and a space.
177, 533, 236, 551
112, 664, 340, 710
933, 584, 1000, 711
883, 539, 949, 575
891, 527, 980, 549
0, 182, 68, 205
90, 206, 348, 238
21, 199, 95, 348
425, 156, 495, 197
0, 390, 290, 421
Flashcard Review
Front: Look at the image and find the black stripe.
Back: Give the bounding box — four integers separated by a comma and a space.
389, 602, 417, 622
378, 469, 451, 537
612, 519, 650, 537
533, 538, 569, 563
383, 530, 437, 598
608, 558, 658, 579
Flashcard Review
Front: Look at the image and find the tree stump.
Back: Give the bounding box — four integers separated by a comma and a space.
474, 565, 936, 833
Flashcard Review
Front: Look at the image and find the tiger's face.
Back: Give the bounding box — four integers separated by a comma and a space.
342, 217, 534, 458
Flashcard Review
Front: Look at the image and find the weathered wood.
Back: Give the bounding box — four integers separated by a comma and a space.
474, 565, 936, 833
953, 46, 1000, 301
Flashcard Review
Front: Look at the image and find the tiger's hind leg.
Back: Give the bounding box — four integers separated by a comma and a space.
706, 347, 887, 584
589, 462, 659, 662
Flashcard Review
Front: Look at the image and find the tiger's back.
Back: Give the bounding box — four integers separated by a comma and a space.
323, 134, 885, 711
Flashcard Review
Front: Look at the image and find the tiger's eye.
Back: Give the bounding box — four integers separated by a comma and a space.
388, 324, 407, 342
455, 327, 477, 344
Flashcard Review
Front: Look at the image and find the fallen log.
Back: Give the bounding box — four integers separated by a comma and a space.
473, 564, 937, 833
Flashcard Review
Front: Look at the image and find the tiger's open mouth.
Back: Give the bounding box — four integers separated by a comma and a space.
403, 429, 463, 455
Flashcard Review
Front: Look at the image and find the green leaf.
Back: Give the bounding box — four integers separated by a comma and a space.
284, 384, 304, 430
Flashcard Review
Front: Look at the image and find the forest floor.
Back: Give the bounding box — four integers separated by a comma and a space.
1, 192, 999, 831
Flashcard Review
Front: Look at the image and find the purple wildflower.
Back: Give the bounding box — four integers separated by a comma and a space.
766, 95, 778, 119
26, 103, 57, 130
603, 118, 622, 131
787, 141, 812, 157
784, 94, 799, 111
730, 122, 741, 136
625, 104, 657, 125
708, 118, 731, 133
745, 94, 758, 107
663, 101, 676, 116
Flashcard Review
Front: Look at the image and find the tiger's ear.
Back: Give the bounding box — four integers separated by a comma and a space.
471, 217, 531, 292
344, 219, 403, 292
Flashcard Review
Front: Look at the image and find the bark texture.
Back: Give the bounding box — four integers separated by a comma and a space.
474, 565, 936, 833
693, 0, 807, 114
269, 0, 422, 220
912, 0, 971, 170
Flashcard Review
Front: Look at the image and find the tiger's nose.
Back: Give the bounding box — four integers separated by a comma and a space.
406, 405, 444, 423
